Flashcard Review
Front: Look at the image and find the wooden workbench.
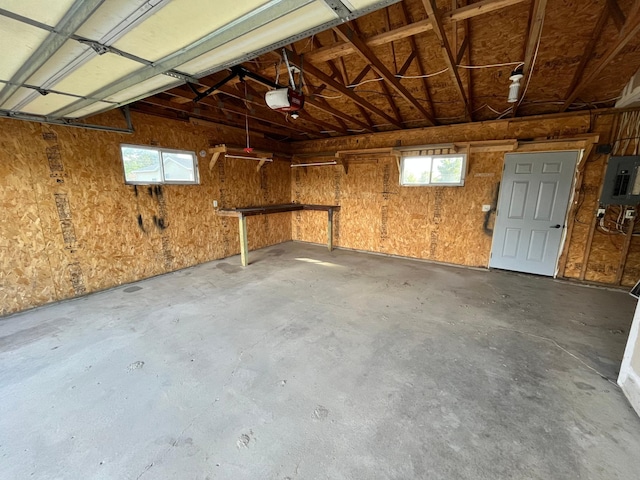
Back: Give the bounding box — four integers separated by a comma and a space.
216, 203, 340, 266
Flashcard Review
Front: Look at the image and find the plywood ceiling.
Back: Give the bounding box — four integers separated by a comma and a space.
0, 0, 400, 119
131, 0, 640, 142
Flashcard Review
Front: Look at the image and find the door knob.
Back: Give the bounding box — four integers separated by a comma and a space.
550, 224, 562, 229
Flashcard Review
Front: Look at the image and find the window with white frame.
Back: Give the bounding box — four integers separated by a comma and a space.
399, 152, 466, 186
120, 144, 199, 185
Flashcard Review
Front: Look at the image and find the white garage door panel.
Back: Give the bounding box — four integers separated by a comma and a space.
0, 17, 50, 80
103, 75, 180, 104
53, 55, 142, 97
66, 101, 116, 119
0, 0, 76, 27
178, 2, 337, 76
20, 92, 79, 115
112, 0, 272, 62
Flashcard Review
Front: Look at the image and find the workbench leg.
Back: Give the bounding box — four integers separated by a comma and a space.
327, 209, 334, 252
239, 215, 249, 266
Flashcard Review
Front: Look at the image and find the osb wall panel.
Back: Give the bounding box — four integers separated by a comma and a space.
292, 152, 501, 267
293, 113, 591, 154
561, 114, 616, 282
0, 112, 291, 316
291, 111, 640, 284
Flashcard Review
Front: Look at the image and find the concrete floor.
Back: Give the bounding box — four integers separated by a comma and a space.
2, 242, 640, 480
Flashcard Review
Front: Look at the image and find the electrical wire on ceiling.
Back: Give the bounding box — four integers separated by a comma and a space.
345, 60, 528, 89
312, 93, 343, 99
395, 68, 450, 79
458, 61, 524, 69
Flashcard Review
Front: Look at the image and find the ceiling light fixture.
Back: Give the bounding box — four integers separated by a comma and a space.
508, 67, 524, 103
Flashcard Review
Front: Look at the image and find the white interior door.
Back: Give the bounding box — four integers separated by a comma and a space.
489, 151, 579, 276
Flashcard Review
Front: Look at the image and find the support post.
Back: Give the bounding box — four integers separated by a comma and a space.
328, 209, 334, 251
239, 214, 249, 266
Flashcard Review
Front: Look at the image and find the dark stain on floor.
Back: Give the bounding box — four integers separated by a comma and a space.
217, 263, 241, 274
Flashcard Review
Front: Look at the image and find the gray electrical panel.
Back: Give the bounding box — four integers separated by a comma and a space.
600, 156, 640, 205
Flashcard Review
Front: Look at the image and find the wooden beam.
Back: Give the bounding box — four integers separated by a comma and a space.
512, 0, 548, 116
209, 145, 226, 170
461, 0, 474, 121
563, 4, 610, 107
421, 0, 470, 120
350, 65, 373, 86
399, 1, 437, 124
607, 0, 626, 30
333, 23, 435, 124
305, 94, 375, 132
137, 97, 302, 139
170, 85, 323, 136
455, 34, 470, 65
338, 21, 406, 126
556, 137, 598, 277
304, 0, 528, 64
563, 2, 640, 111
397, 50, 417, 76
151, 93, 310, 138
318, 38, 378, 131
616, 213, 636, 284
285, 48, 404, 128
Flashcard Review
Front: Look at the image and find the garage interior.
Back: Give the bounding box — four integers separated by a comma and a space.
3, 0, 640, 478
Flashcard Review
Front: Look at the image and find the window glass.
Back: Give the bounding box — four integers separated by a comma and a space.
401, 156, 432, 185
162, 152, 197, 182
120, 145, 199, 185
431, 156, 464, 184
400, 154, 466, 186
122, 146, 162, 184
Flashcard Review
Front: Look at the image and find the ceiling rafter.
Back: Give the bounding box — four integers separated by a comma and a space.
139, 96, 308, 139
512, 0, 547, 116
337, 57, 378, 129
164, 92, 312, 138
607, 0, 627, 31
397, 51, 418, 76
563, 3, 610, 105
169, 70, 349, 137
307, 36, 351, 132
421, 0, 470, 121
398, 1, 436, 124
288, 41, 351, 134
335, 59, 376, 130
285, 48, 403, 128
133, 102, 297, 142
316, 35, 374, 131
333, 23, 435, 125
305, 0, 529, 64
562, 0, 640, 111
347, 20, 404, 126
350, 65, 373, 86
459, 0, 474, 122
165, 85, 322, 136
